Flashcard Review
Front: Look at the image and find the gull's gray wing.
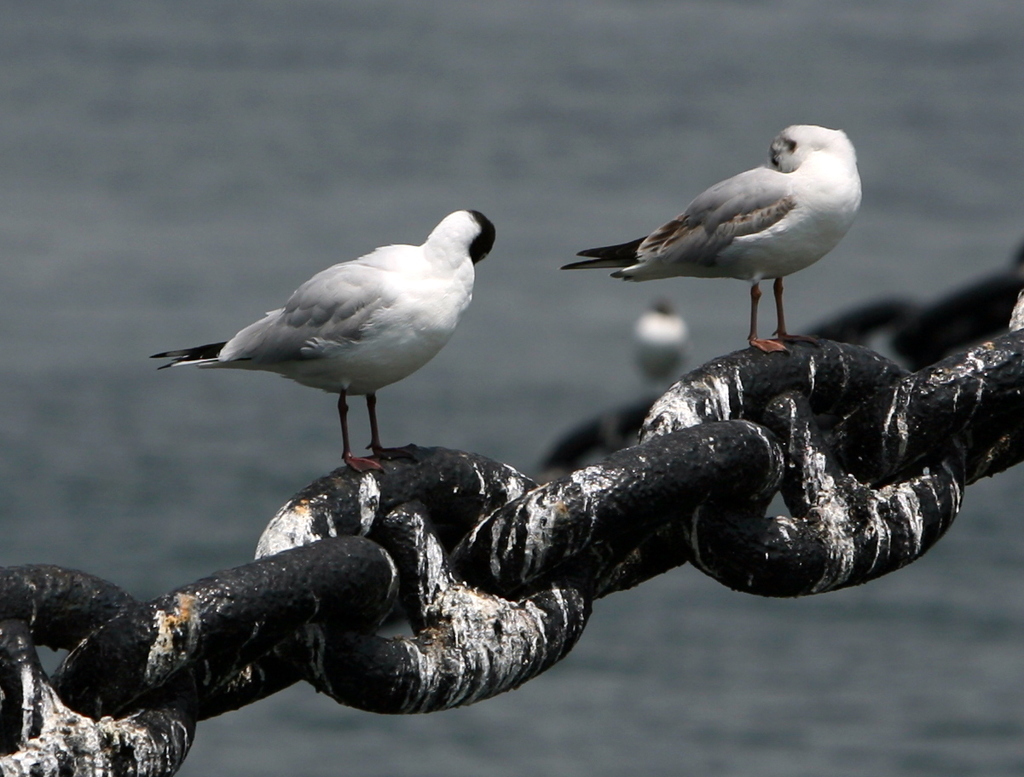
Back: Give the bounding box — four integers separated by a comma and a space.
218, 260, 392, 364
637, 167, 796, 266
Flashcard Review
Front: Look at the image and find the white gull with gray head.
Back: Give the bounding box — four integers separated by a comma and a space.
564, 125, 861, 352
153, 209, 496, 471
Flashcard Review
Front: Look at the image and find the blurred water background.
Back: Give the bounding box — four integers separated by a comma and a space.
3, 1, 1024, 775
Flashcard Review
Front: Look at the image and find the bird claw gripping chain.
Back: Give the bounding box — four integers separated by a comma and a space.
5, 331, 1024, 775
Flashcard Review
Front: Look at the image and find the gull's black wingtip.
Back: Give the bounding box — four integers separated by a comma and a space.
562, 237, 645, 270
561, 257, 602, 270
150, 350, 177, 370
149, 341, 227, 368
561, 256, 625, 270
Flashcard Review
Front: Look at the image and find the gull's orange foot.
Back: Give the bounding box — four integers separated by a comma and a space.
749, 338, 789, 353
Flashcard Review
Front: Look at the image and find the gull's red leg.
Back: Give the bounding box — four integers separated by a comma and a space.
366, 393, 415, 461
339, 391, 383, 472
773, 277, 817, 345
748, 281, 787, 353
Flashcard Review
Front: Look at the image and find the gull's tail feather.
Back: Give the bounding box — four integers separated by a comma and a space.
151, 341, 227, 369
561, 237, 644, 270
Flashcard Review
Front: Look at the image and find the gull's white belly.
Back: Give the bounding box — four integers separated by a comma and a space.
718, 211, 847, 281
276, 323, 455, 395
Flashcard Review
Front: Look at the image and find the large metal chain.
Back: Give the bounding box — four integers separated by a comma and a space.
4, 326, 1024, 774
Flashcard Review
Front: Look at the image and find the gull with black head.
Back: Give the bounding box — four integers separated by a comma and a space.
153, 209, 496, 471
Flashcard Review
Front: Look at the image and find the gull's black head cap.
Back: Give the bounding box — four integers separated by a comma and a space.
467, 210, 496, 264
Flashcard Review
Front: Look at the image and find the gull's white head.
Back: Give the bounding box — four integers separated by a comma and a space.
768, 124, 857, 174
427, 210, 497, 265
